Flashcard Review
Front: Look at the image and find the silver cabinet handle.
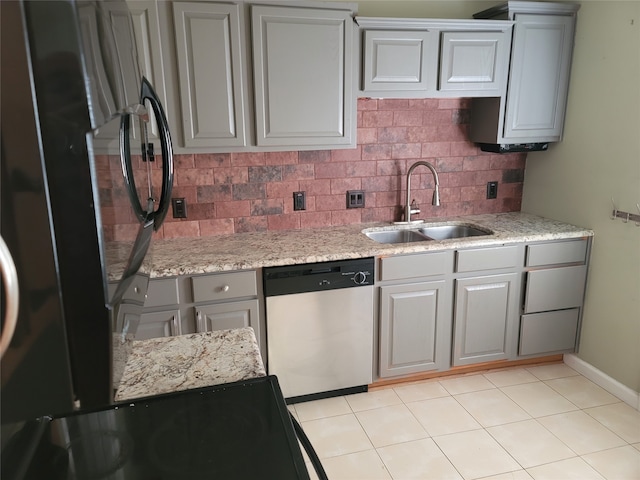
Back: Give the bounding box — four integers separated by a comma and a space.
170, 315, 180, 336
0, 236, 19, 358
221, 285, 230, 293
196, 310, 205, 332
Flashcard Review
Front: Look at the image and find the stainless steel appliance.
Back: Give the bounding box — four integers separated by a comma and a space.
1, 0, 173, 424
263, 258, 375, 401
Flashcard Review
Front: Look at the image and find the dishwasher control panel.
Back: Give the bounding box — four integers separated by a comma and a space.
263, 258, 374, 296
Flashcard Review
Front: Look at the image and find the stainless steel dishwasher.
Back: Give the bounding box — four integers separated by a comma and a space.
263, 258, 375, 402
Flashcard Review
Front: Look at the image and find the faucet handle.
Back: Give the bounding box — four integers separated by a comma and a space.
409, 199, 420, 215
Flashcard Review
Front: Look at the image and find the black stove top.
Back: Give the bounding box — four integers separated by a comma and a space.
2, 376, 310, 480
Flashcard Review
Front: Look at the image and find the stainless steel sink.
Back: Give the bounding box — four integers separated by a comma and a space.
364, 223, 492, 244
364, 229, 431, 244
418, 224, 491, 240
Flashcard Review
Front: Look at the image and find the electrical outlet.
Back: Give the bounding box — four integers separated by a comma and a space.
172, 198, 187, 218
347, 190, 365, 209
487, 182, 498, 199
293, 191, 306, 211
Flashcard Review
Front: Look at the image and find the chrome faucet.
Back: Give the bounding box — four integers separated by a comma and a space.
399, 160, 440, 223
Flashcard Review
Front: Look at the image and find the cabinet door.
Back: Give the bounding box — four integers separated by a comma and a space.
439, 30, 510, 95
137, 309, 182, 340
251, 5, 355, 148
362, 30, 436, 93
524, 265, 587, 313
379, 280, 450, 377
453, 273, 519, 366
173, 2, 247, 148
503, 14, 575, 141
195, 300, 260, 337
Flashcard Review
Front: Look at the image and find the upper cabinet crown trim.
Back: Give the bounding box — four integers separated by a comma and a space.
474, 1, 580, 19
356, 17, 514, 31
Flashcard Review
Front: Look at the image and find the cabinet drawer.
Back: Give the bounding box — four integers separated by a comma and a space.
526, 239, 588, 266
519, 309, 579, 356
524, 265, 587, 313
145, 278, 180, 307
191, 271, 257, 303
456, 245, 522, 272
379, 251, 453, 281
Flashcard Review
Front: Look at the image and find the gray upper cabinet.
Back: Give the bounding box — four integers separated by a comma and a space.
470, 2, 580, 145
357, 18, 513, 99
173, 2, 249, 148
251, 5, 356, 148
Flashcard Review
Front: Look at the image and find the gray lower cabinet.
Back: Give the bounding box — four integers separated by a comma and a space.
195, 299, 260, 334
453, 272, 520, 366
114, 271, 263, 356
519, 239, 589, 356
379, 280, 450, 377
377, 251, 454, 379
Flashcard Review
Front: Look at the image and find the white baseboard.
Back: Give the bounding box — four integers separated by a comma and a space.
564, 354, 640, 410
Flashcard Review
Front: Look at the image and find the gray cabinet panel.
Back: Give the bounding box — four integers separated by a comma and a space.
453, 273, 519, 365
191, 270, 257, 303
173, 2, 247, 148
379, 280, 449, 377
196, 299, 260, 335
526, 239, 587, 266
456, 245, 523, 272
251, 5, 355, 148
379, 251, 453, 281
504, 14, 575, 141
362, 30, 436, 92
520, 309, 579, 356
137, 309, 181, 340
145, 278, 180, 307
524, 265, 587, 313
439, 30, 509, 94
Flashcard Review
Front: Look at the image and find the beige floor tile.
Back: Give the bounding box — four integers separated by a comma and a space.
294, 395, 352, 421
584, 402, 640, 443
393, 379, 450, 403
582, 445, 640, 480
537, 410, 627, 455
301, 413, 373, 459
501, 382, 579, 417
306, 462, 320, 480
434, 429, 521, 480
455, 389, 531, 427
484, 368, 539, 388
377, 438, 463, 479
355, 404, 428, 448
526, 457, 605, 479
487, 419, 576, 468
346, 388, 403, 413
478, 471, 533, 480
545, 376, 620, 409
321, 449, 392, 480
634, 443, 640, 452
440, 374, 497, 395
407, 396, 482, 437
526, 363, 579, 380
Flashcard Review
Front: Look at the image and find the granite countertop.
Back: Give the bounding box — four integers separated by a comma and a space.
115, 327, 265, 401
139, 212, 593, 278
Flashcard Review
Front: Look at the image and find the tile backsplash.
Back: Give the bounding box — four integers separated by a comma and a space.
100, 98, 525, 241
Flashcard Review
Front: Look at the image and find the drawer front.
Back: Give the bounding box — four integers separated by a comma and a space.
379, 251, 453, 281
519, 309, 579, 356
145, 278, 180, 307
526, 239, 588, 266
524, 265, 587, 313
191, 271, 257, 303
456, 245, 522, 273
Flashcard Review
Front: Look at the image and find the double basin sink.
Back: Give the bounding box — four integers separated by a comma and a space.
364, 223, 492, 244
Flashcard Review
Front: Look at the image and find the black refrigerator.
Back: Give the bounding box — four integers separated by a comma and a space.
1, 0, 174, 425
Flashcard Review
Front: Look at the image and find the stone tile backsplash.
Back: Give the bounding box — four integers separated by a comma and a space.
100, 98, 526, 241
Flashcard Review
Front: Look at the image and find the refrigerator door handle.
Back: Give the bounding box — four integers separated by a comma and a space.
140, 77, 174, 231
0, 235, 19, 358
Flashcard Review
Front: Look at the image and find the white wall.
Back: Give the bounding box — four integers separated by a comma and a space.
522, 1, 640, 392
